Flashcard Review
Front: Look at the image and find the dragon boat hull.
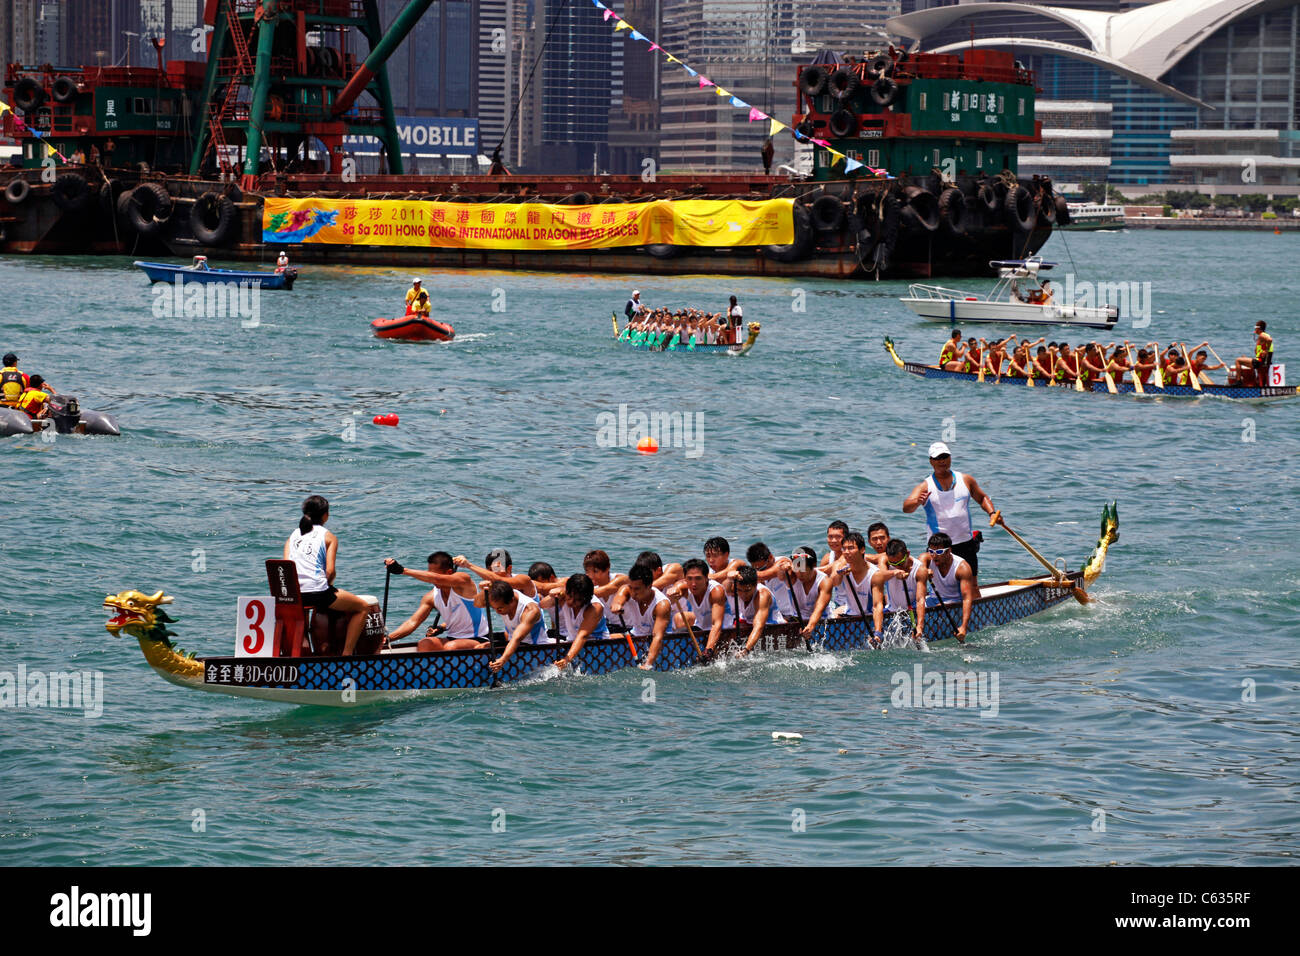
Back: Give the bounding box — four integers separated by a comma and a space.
612, 314, 760, 355
884, 339, 1298, 403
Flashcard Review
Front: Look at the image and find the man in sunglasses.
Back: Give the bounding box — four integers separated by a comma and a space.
902, 441, 999, 579
915, 532, 976, 643
871, 538, 924, 644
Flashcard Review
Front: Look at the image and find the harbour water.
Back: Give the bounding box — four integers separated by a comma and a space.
1, 229, 1296, 865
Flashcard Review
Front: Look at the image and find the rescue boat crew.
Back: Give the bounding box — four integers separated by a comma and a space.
383, 552, 489, 652
16, 374, 51, 419
666, 557, 727, 653
405, 278, 424, 314
608, 561, 672, 671
554, 573, 610, 669
916, 532, 976, 643
902, 442, 999, 579
871, 538, 923, 643
485, 580, 550, 672
283, 495, 371, 656
275, 251, 290, 274
725, 564, 785, 656
1, 353, 28, 407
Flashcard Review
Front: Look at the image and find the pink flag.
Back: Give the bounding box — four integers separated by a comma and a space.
811, 138, 830, 147
748, 107, 766, 122
603, 9, 614, 20
649, 43, 661, 52
699, 76, 714, 88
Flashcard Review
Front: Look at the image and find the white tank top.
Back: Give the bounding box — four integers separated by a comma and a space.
680, 580, 722, 625
764, 572, 796, 619
722, 583, 786, 628
501, 589, 551, 645
288, 525, 329, 594
840, 564, 876, 618
883, 564, 922, 613
432, 587, 488, 641
620, 587, 669, 637
927, 555, 967, 604
559, 597, 610, 641
790, 569, 829, 619
924, 471, 973, 545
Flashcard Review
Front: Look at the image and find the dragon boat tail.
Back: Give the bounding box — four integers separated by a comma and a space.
106, 505, 1118, 707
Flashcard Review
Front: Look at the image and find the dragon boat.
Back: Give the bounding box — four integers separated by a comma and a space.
105, 505, 1118, 708
884, 338, 1299, 403
612, 314, 760, 356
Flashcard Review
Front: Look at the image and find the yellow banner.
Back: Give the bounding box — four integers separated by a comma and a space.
263, 197, 792, 249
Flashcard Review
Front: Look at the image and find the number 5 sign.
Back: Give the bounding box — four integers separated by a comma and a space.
236, 596, 278, 657
1269, 364, 1285, 387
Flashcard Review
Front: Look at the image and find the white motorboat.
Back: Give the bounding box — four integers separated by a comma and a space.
899, 257, 1119, 330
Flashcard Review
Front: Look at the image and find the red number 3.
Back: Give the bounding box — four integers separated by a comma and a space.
243, 601, 266, 653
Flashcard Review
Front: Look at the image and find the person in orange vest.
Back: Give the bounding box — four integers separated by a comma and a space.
16, 374, 51, 419
1, 353, 29, 407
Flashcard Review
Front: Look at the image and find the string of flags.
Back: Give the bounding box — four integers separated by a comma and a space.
591, 0, 889, 177
0, 100, 69, 162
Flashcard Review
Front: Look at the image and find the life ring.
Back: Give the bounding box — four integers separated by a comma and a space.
1004, 184, 1035, 232
828, 109, 859, 138
762, 202, 814, 263
938, 187, 967, 236
866, 55, 892, 80
902, 187, 939, 232
811, 194, 846, 232
122, 183, 173, 236
4, 178, 31, 205
190, 191, 237, 245
1054, 196, 1072, 226
870, 76, 898, 108
51, 76, 78, 103
51, 173, 93, 212
13, 77, 44, 112
828, 67, 860, 101
798, 66, 828, 97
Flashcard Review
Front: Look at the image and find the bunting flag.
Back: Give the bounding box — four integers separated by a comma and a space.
597, 3, 890, 177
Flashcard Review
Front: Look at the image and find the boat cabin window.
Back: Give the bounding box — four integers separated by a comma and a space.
919, 92, 927, 110
976, 149, 983, 168
1018, 98, 1025, 116
868, 149, 880, 168
932, 149, 940, 165
131, 97, 153, 115
998, 95, 1005, 113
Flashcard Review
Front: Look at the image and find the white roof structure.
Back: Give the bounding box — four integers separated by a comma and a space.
886, 0, 1287, 109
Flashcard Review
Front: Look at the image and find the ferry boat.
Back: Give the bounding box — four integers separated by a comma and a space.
1060, 203, 1126, 231
2, 3, 1058, 280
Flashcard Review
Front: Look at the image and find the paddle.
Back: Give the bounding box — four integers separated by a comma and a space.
1073, 350, 1085, 392
382, 562, 393, 631
1206, 344, 1229, 384
784, 570, 805, 631
483, 590, 501, 688
1100, 349, 1118, 394
1125, 344, 1146, 395
670, 594, 704, 661
923, 560, 963, 643
989, 511, 1090, 605
617, 608, 639, 664
977, 338, 987, 384
731, 580, 744, 651
1181, 342, 1203, 392
843, 564, 877, 648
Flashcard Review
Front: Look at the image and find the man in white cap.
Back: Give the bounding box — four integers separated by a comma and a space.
624, 290, 646, 321
901, 441, 1000, 579
405, 278, 424, 314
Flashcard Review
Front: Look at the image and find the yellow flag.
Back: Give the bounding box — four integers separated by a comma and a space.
615, 19, 630, 30
769, 118, 786, 135
715, 87, 729, 97
665, 54, 679, 63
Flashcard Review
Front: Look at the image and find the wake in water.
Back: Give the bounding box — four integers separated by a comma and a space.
875, 612, 931, 652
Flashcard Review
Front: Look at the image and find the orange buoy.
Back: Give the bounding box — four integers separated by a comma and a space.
373, 414, 399, 427
636, 435, 659, 454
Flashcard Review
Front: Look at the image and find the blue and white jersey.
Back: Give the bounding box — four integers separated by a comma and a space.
722, 583, 785, 628
502, 589, 551, 645
432, 587, 488, 641
924, 471, 974, 545
559, 596, 610, 642
288, 525, 329, 594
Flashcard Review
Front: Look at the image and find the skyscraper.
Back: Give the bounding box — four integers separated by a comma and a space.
535, 0, 623, 173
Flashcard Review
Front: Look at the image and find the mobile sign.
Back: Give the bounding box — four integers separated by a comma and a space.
343, 116, 478, 157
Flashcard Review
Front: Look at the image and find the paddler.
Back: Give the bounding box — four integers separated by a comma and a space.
826, 530, 878, 627
582, 549, 630, 628
939, 329, 963, 370
625, 290, 646, 322
962, 337, 982, 375
607, 561, 672, 671
666, 557, 728, 654
383, 552, 490, 652
1232, 322, 1273, 386
727, 564, 785, 657
405, 278, 424, 314
746, 541, 796, 618
554, 573, 611, 669
902, 441, 999, 580
787, 545, 837, 637
818, 519, 851, 613
984, 334, 1016, 382
283, 495, 371, 656
485, 580, 550, 673
1185, 343, 1225, 384
1, 353, 29, 407
454, 549, 541, 600
915, 532, 975, 643
871, 538, 924, 644
726, 295, 743, 346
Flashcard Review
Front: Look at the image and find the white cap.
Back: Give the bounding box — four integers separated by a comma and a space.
412, 277, 422, 283
928, 441, 951, 459
632, 290, 640, 296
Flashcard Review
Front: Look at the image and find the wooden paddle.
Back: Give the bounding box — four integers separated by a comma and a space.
1125, 344, 1145, 395
670, 594, 704, 660
483, 591, 501, 688
977, 338, 987, 384
989, 512, 1090, 605
1100, 350, 1118, 394
1181, 342, 1203, 392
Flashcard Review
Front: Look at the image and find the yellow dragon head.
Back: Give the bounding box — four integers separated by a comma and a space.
1081, 502, 1119, 586
104, 589, 175, 640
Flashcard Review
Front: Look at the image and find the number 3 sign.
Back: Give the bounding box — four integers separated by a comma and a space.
236, 597, 278, 657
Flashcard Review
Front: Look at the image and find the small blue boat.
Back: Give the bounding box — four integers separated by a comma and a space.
134, 259, 298, 290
